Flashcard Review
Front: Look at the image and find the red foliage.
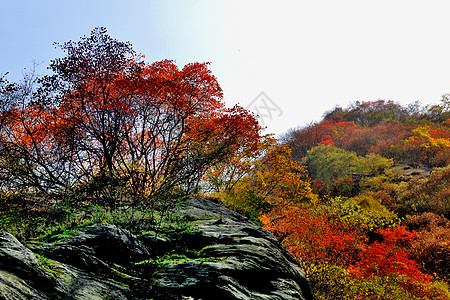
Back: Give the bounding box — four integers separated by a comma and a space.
260, 201, 363, 266
283, 120, 357, 160
0, 28, 262, 197
284, 101, 450, 166
394, 124, 450, 167
350, 226, 432, 283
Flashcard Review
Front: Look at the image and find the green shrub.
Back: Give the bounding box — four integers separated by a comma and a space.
219, 189, 272, 223
324, 195, 399, 232
305, 145, 393, 196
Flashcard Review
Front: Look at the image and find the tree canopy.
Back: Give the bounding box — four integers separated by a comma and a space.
0, 27, 261, 205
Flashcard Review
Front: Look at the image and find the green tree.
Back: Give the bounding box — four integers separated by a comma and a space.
305, 145, 393, 186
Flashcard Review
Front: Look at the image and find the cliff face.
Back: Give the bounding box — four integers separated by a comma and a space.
0, 197, 313, 300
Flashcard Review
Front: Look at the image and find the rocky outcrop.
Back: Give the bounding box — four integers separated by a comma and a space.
0, 231, 131, 300
390, 164, 432, 181
0, 197, 313, 300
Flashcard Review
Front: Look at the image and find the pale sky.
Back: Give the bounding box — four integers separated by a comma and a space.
2, 0, 450, 136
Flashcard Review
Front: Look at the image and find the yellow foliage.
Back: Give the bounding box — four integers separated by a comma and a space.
407, 125, 450, 148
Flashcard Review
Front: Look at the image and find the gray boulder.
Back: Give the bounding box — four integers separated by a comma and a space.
0, 197, 313, 300
148, 197, 313, 300
390, 164, 431, 181
38, 224, 150, 273
0, 231, 130, 300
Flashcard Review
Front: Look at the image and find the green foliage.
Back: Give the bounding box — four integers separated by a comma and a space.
347, 274, 450, 300
361, 153, 395, 175
0, 189, 187, 243
305, 145, 393, 196
285, 100, 449, 167
426, 95, 450, 123
0, 27, 261, 212
210, 137, 314, 223
358, 170, 397, 192
303, 263, 355, 300
303, 261, 450, 300
35, 253, 64, 278
305, 145, 361, 186
323, 100, 412, 126
135, 253, 224, 267
306, 145, 393, 183
219, 188, 272, 223
2, 69, 450, 299
265, 101, 450, 299
324, 195, 400, 232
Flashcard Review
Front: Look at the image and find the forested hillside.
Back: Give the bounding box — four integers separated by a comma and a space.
210, 99, 450, 299
0, 27, 449, 299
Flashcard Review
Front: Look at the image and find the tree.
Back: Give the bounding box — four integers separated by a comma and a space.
208, 136, 312, 221
304, 145, 393, 196
349, 226, 432, 283
203, 134, 271, 194
260, 201, 363, 266
397, 124, 450, 167
0, 27, 261, 205
324, 195, 399, 232
394, 166, 450, 218
426, 95, 450, 123
323, 100, 410, 126
0, 67, 78, 193
281, 120, 357, 160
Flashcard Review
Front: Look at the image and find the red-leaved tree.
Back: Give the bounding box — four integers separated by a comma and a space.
0, 27, 261, 205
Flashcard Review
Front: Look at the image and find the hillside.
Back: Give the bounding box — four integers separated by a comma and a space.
1, 28, 449, 299
212, 99, 449, 299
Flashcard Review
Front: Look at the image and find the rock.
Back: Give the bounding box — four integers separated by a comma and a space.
39, 224, 150, 272
0, 197, 313, 300
0, 270, 47, 300
0, 231, 54, 288
390, 164, 431, 181
0, 231, 130, 300
148, 197, 313, 300
49, 262, 130, 300
62, 224, 150, 264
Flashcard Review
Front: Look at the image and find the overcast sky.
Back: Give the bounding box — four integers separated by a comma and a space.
2, 0, 450, 136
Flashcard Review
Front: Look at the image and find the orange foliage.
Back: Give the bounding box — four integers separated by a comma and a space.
260, 201, 363, 266
349, 226, 431, 283
0, 28, 261, 198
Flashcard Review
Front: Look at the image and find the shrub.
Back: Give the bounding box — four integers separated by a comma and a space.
260, 201, 363, 266
405, 212, 449, 231
219, 189, 272, 223
396, 166, 450, 218
304, 263, 355, 300
304, 145, 393, 196
325, 195, 399, 232
349, 226, 431, 283
406, 213, 450, 281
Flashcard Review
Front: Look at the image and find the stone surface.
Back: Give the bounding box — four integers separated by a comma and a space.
37, 224, 150, 274
0, 231, 130, 300
62, 224, 150, 264
149, 197, 313, 300
0, 197, 313, 300
0, 231, 54, 287
390, 164, 432, 181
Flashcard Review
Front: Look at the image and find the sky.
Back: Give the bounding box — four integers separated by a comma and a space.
2, 0, 450, 136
